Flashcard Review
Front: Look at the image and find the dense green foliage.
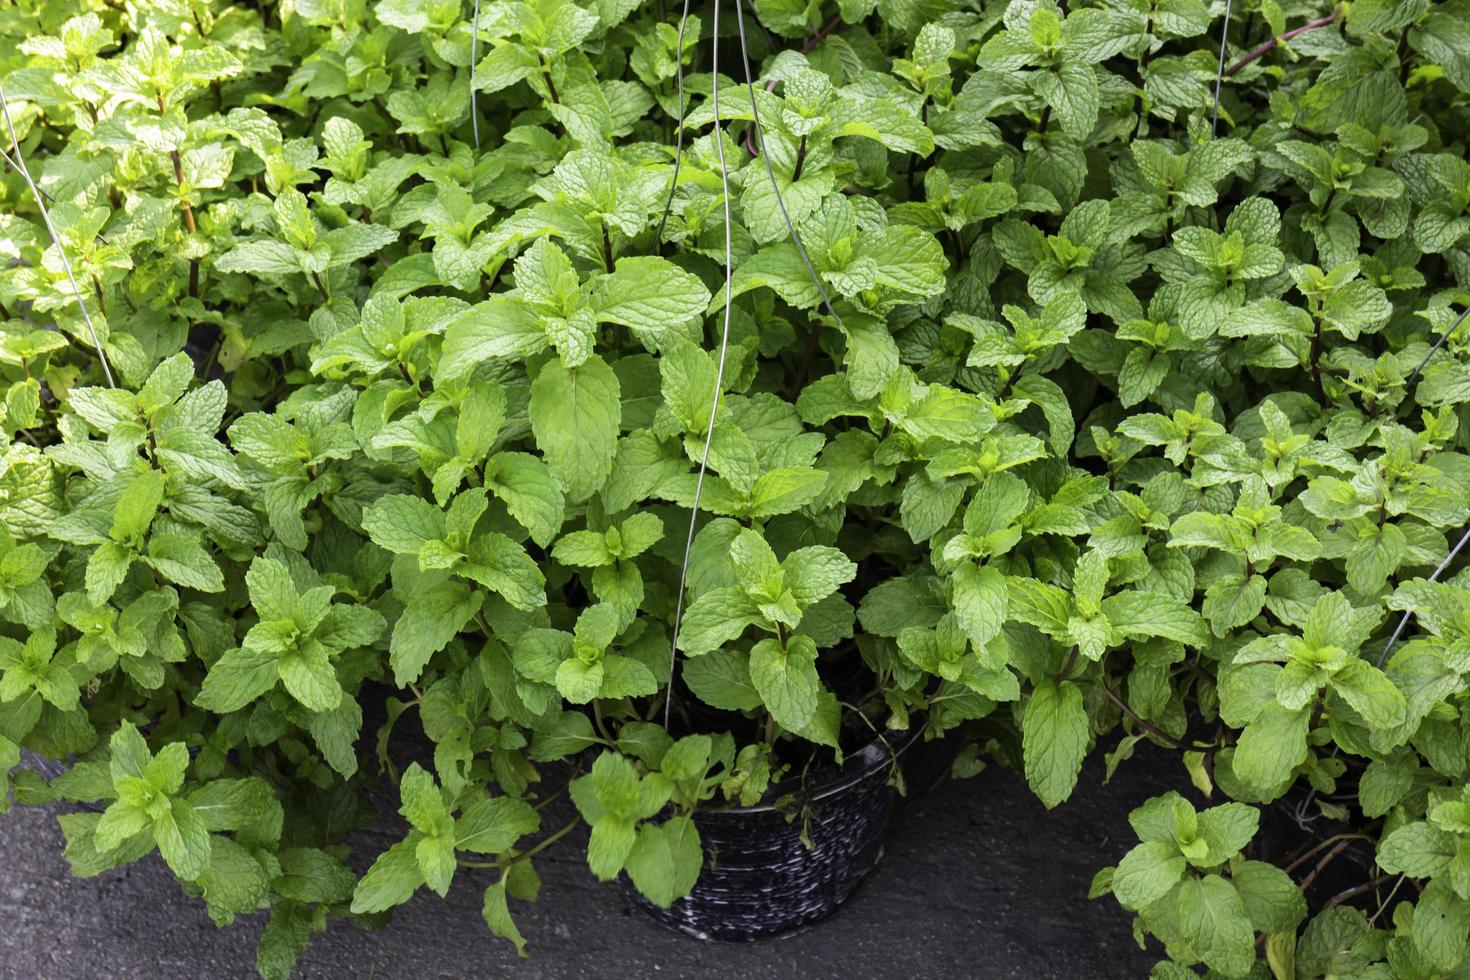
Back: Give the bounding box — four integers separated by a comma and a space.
3, 0, 1470, 975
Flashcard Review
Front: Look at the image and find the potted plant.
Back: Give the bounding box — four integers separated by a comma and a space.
970, 0, 1470, 971
0, 1, 1006, 972
8, 0, 1470, 976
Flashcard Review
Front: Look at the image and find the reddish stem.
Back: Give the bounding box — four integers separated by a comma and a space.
1226, 8, 1341, 76
748, 15, 846, 157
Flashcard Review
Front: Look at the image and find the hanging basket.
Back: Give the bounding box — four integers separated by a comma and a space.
19, 749, 69, 781
623, 727, 921, 942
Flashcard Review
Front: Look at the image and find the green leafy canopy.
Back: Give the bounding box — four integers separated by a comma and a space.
4, 0, 1470, 976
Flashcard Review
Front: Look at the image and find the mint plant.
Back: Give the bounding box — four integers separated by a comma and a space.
6, 0, 1470, 976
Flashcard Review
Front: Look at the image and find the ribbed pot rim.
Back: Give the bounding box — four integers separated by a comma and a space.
711, 724, 924, 816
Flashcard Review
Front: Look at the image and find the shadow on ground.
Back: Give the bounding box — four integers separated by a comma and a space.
1, 745, 1179, 979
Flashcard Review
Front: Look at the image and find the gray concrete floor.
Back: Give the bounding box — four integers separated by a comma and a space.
1, 747, 1175, 979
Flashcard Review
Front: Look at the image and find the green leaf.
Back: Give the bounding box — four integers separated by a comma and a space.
307, 696, 362, 777
625, 816, 702, 909
1232, 860, 1307, 933
1414, 880, 1470, 970
1231, 703, 1310, 794
1100, 592, 1207, 646
390, 575, 483, 686
1049, 63, 1100, 139
1193, 802, 1259, 865
482, 876, 530, 957
216, 240, 302, 277
592, 257, 711, 342
457, 797, 541, 854
416, 832, 457, 896
440, 298, 548, 379
1377, 822, 1457, 878
275, 848, 356, 904
1330, 660, 1406, 728
951, 563, 1007, 649
256, 904, 313, 980
529, 356, 621, 504
1112, 841, 1186, 910
678, 587, 759, 657
278, 647, 343, 712
197, 837, 270, 926
748, 467, 828, 518
154, 798, 212, 882
555, 657, 604, 704
350, 838, 426, 914
682, 648, 761, 711
144, 535, 224, 592
1022, 678, 1089, 809
196, 647, 280, 713
363, 495, 447, 555
484, 453, 564, 548
1174, 874, 1257, 976
85, 541, 133, 604
783, 546, 856, 607
748, 637, 821, 733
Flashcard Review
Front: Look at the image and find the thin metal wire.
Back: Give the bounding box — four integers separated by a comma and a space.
665, 0, 737, 729
1407, 306, 1470, 388
0, 144, 32, 181
1211, 0, 1234, 137
0, 86, 115, 386
655, 0, 693, 245
470, 0, 481, 151
1290, 518, 1470, 828
0, 145, 114, 248
1375, 524, 1470, 669
1368, 306, 1470, 661
1363, 306, 1470, 663
1290, 404, 1470, 827
732, 0, 841, 326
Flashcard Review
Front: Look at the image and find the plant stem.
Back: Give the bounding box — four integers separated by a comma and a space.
995, 366, 1023, 403
1323, 875, 1395, 911
791, 133, 807, 183
166, 144, 200, 297
789, 318, 824, 399
592, 700, 614, 742
1225, 8, 1342, 76
803, 15, 843, 54
1099, 684, 1200, 750
600, 220, 614, 273
905, 100, 927, 195
1283, 832, 1372, 874
1057, 644, 1079, 680
539, 56, 561, 104
747, 15, 846, 157
947, 228, 966, 262
1370, 874, 1406, 924
1295, 838, 1354, 893
507, 816, 581, 866
533, 784, 570, 811
1134, 21, 1152, 136
1308, 315, 1326, 401
456, 817, 582, 870
311, 271, 330, 302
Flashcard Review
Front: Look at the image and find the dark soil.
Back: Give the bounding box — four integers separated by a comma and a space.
0, 744, 1184, 980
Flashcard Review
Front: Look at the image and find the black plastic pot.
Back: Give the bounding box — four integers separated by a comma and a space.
20, 748, 69, 781
623, 727, 921, 942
